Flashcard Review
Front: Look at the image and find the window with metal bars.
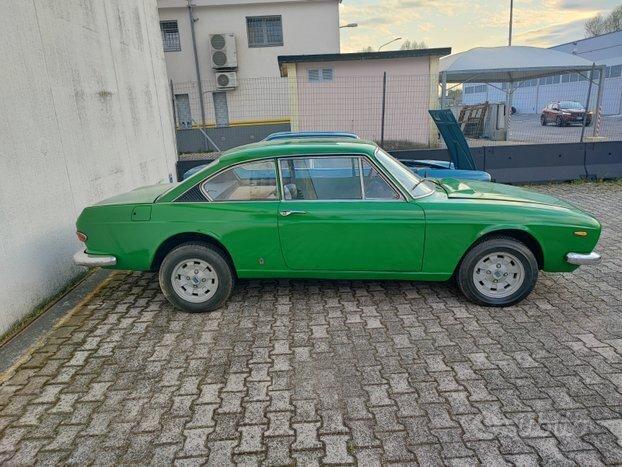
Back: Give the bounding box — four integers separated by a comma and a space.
246, 16, 283, 47
160, 21, 181, 52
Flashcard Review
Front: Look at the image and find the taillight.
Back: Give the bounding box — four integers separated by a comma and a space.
76, 231, 87, 242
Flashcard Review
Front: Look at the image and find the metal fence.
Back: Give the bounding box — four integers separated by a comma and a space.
171, 70, 622, 153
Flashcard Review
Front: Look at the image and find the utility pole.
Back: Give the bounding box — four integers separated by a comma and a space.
508, 0, 514, 46
188, 0, 206, 126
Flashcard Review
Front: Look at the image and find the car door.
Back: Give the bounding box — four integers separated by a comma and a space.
550, 103, 560, 122
277, 155, 425, 272
198, 159, 282, 272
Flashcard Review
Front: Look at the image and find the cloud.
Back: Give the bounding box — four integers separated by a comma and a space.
513, 17, 587, 46
553, 0, 615, 11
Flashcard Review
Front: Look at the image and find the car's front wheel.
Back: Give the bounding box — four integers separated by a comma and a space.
457, 237, 538, 307
159, 243, 234, 313
556, 116, 564, 127
540, 115, 547, 126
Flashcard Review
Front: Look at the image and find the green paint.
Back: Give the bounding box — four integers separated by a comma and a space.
76, 138, 601, 280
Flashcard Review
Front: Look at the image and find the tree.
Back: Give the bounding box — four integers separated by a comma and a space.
585, 6, 622, 37
359, 46, 374, 52
400, 39, 428, 50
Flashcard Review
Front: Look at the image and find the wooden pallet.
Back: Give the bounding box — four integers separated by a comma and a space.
458, 102, 489, 138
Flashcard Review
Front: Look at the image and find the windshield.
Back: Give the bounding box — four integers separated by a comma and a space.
559, 101, 583, 110
375, 148, 435, 198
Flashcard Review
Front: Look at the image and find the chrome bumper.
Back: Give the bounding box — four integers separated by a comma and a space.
74, 250, 117, 267
566, 252, 602, 265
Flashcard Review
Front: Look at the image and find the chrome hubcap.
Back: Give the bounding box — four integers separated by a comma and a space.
473, 251, 525, 299
171, 259, 218, 303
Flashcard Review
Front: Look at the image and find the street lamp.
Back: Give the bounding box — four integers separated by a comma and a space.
339, 22, 358, 29
508, 0, 514, 46
378, 37, 402, 51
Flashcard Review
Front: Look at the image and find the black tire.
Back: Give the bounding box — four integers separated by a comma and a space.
556, 116, 564, 127
457, 237, 538, 307
159, 243, 234, 313
540, 115, 547, 126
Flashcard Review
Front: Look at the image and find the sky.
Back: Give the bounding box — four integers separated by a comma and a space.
338, 0, 620, 53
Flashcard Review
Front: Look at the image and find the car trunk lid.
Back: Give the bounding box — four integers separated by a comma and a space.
95, 183, 177, 206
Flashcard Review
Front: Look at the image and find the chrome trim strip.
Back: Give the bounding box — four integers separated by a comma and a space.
73, 250, 117, 267
566, 252, 601, 265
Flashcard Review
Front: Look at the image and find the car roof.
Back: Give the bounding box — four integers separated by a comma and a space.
160, 138, 380, 203
217, 137, 379, 165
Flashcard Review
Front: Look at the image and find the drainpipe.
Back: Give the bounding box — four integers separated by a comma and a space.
188, 0, 206, 126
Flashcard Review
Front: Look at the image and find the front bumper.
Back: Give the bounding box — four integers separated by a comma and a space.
566, 252, 601, 265
74, 250, 117, 267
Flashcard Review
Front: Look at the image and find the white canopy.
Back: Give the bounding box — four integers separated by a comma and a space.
439, 46, 596, 83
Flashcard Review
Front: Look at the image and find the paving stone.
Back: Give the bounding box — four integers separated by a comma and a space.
0, 182, 621, 464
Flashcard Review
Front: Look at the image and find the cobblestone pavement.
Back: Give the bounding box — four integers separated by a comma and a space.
1, 182, 621, 466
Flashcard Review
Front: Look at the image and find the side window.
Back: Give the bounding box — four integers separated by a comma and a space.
280, 157, 362, 200
201, 160, 278, 201
361, 159, 399, 200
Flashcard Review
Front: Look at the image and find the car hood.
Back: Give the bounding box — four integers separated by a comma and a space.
440, 178, 578, 210
95, 183, 176, 206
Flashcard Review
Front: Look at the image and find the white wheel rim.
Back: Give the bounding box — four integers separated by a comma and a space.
473, 251, 525, 299
171, 259, 219, 303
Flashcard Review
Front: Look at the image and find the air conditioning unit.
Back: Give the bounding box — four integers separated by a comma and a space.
209, 33, 237, 69
215, 71, 238, 89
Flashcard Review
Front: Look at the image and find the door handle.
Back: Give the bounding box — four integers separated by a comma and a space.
280, 210, 307, 217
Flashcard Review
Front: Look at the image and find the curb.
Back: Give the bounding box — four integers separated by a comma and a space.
0, 269, 113, 381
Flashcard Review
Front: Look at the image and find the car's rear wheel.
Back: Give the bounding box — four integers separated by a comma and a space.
457, 237, 538, 307
556, 116, 564, 127
159, 243, 234, 313
540, 115, 547, 126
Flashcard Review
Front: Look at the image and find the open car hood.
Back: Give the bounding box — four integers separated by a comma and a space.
440, 178, 577, 210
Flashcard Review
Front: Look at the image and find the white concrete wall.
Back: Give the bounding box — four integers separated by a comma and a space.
0, 0, 177, 336
158, 0, 340, 125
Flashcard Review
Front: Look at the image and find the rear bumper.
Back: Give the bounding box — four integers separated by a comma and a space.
74, 250, 117, 267
566, 252, 601, 265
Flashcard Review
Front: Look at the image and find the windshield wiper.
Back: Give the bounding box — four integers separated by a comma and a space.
427, 178, 448, 194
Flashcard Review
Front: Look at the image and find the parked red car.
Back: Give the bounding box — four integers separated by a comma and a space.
541, 101, 592, 127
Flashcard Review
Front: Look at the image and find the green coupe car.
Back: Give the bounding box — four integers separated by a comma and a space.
74, 138, 601, 311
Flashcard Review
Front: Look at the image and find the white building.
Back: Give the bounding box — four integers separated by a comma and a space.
0, 1, 177, 336
463, 31, 622, 115
157, 0, 341, 128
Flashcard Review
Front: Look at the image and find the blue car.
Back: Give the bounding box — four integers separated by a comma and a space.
264, 131, 359, 141
182, 124, 492, 182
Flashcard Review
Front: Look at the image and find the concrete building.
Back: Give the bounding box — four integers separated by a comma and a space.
463, 31, 622, 115
0, 1, 177, 335
278, 49, 451, 147
157, 0, 340, 130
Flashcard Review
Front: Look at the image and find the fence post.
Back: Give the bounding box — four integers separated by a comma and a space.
593, 65, 605, 138
580, 63, 595, 143
380, 71, 387, 147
